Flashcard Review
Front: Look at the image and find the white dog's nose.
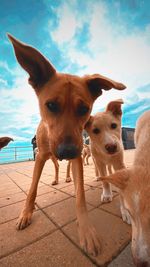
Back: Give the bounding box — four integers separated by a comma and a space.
105, 143, 117, 154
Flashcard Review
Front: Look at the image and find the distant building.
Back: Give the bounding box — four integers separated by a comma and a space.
122, 127, 135, 150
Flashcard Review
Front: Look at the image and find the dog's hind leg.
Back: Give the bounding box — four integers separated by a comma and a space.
51, 156, 59, 185
72, 157, 101, 256
16, 153, 47, 230
86, 155, 90, 165
66, 161, 72, 183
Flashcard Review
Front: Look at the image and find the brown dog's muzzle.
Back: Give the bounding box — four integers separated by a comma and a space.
56, 143, 80, 160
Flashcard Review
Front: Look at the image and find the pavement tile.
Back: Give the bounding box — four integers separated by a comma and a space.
0, 201, 26, 224
63, 208, 131, 266
43, 197, 93, 227
36, 190, 70, 208
36, 184, 55, 196
85, 178, 102, 187
85, 187, 102, 207
0, 210, 56, 258
108, 243, 134, 267
0, 231, 95, 267
60, 183, 90, 196
99, 195, 122, 218
0, 191, 26, 208
0, 187, 22, 198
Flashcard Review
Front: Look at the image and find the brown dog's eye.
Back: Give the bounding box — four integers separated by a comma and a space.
111, 123, 117, 129
93, 128, 100, 134
77, 105, 89, 116
46, 101, 60, 113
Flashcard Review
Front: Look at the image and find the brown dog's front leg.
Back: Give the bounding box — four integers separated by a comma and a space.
72, 157, 101, 256
16, 154, 46, 230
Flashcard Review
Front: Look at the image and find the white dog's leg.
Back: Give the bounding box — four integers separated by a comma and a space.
97, 162, 113, 203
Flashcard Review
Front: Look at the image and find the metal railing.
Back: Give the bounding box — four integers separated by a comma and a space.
0, 146, 34, 164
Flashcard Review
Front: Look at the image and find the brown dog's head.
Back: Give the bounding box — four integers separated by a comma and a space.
8, 34, 126, 160
85, 99, 124, 157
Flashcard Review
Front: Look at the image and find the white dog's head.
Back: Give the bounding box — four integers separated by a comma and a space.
85, 99, 124, 157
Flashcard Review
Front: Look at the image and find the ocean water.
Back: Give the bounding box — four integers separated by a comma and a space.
0, 141, 34, 164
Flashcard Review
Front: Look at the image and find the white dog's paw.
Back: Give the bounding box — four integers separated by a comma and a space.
78, 223, 101, 256
121, 207, 131, 224
101, 191, 113, 203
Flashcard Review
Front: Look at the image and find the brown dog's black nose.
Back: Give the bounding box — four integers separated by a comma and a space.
56, 143, 79, 160
105, 143, 117, 154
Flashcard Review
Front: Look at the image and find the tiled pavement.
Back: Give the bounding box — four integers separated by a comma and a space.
0, 150, 135, 267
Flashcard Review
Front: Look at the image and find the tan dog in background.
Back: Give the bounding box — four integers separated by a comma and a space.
8, 33, 126, 256
85, 99, 125, 204
82, 143, 91, 165
101, 110, 150, 266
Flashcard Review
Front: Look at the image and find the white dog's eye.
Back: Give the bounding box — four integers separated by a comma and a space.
93, 128, 100, 134
111, 123, 117, 129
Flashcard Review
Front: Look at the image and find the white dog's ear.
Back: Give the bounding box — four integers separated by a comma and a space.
100, 168, 129, 190
7, 34, 56, 91
106, 99, 124, 116
84, 116, 93, 130
85, 74, 126, 100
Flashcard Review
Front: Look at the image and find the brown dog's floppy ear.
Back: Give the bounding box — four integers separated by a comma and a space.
7, 34, 56, 90
100, 168, 129, 190
86, 74, 126, 100
106, 99, 124, 116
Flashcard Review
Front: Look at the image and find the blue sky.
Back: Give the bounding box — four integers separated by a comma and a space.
0, 0, 150, 144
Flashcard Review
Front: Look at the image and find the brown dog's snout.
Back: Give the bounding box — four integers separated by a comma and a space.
105, 143, 117, 154
56, 143, 79, 160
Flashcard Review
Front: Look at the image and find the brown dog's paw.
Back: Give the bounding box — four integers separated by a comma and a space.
16, 212, 32, 230
66, 177, 72, 183
78, 223, 101, 257
51, 180, 58, 185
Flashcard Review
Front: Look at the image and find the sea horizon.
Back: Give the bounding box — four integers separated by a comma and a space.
0, 140, 34, 164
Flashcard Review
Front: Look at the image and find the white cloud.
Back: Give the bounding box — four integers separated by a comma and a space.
49, 1, 150, 97
0, 78, 8, 86
50, 3, 78, 44
0, 71, 40, 139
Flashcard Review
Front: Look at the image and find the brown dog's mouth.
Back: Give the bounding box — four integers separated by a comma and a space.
55, 143, 80, 160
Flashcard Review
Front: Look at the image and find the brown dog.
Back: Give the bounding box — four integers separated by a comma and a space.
8, 33, 126, 256
0, 137, 13, 150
